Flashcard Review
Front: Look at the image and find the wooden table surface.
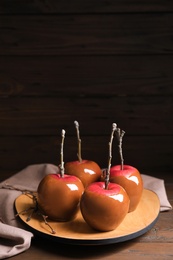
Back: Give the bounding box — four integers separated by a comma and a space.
10, 180, 173, 260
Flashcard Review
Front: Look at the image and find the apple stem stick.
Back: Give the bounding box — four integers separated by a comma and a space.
115, 127, 125, 170
105, 123, 117, 189
59, 129, 65, 177
74, 120, 82, 162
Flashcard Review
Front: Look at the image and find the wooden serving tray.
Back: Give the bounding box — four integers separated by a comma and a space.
15, 189, 160, 245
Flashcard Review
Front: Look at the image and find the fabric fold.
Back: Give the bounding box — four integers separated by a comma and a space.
0, 222, 33, 259
142, 174, 172, 211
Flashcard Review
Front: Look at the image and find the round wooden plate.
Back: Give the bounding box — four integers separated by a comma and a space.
15, 189, 160, 245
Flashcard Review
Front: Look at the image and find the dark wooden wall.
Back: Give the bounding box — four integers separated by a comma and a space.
0, 1, 173, 181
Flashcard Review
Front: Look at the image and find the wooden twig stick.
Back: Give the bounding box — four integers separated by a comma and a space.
59, 129, 65, 177
115, 127, 125, 170
105, 123, 117, 189
74, 120, 82, 162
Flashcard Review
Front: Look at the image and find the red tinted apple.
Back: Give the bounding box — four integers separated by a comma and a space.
80, 181, 130, 231
108, 125, 143, 212
37, 129, 84, 221
37, 173, 84, 221
65, 121, 102, 188
110, 164, 143, 212
80, 123, 129, 231
65, 160, 102, 188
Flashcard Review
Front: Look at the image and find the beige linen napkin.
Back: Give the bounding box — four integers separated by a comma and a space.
0, 164, 59, 259
0, 164, 172, 259
142, 174, 172, 212
0, 222, 33, 259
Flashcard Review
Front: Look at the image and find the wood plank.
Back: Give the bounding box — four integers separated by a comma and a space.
1, 14, 173, 55
0, 0, 172, 14
138, 207, 173, 242
165, 184, 173, 199
7, 241, 173, 259
0, 55, 173, 97
0, 96, 172, 135
0, 135, 172, 180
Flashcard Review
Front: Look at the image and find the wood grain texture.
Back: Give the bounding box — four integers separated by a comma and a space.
0, 96, 172, 135
1, 14, 173, 55
0, 0, 173, 13
0, 56, 173, 97
0, 135, 172, 180
0, 2, 173, 182
9, 242, 173, 260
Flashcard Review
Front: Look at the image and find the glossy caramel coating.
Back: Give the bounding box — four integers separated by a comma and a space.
80, 182, 130, 231
110, 165, 143, 212
65, 160, 102, 188
37, 174, 84, 221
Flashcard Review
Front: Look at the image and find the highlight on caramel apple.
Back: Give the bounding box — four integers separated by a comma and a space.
65, 120, 102, 188
37, 129, 84, 221
80, 123, 130, 231
110, 124, 143, 212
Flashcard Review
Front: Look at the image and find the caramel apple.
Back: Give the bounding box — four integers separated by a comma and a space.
37, 129, 84, 221
110, 164, 143, 212
109, 125, 143, 212
80, 123, 130, 231
65, 121, 102, 188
